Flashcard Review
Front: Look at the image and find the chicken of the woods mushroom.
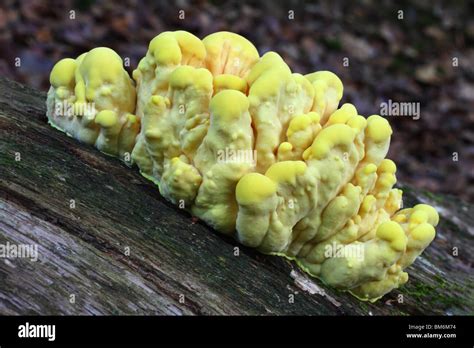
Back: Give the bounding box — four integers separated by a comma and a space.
46, 30, 439, 302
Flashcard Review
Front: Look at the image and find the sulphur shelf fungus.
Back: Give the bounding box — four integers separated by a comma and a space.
46, 47, 139, 159
46, 31, 439, 301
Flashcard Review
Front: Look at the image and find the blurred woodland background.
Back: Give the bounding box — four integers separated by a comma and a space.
0, 0, 473, 202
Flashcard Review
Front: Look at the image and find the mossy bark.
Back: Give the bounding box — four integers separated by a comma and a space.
0, 77, 472, 315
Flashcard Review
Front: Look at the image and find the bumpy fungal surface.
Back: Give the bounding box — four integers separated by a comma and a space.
46, 31, 439, 301
46, 47, 139, 158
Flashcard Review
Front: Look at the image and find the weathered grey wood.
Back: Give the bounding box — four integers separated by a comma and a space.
0, 77, 472, 315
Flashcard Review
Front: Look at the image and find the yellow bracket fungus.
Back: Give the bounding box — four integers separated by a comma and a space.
46, 31, 439, 302
46, 47, 138, 159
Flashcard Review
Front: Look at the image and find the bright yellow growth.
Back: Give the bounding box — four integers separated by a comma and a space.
47, 31, 439, 302
46, 47, 138, 159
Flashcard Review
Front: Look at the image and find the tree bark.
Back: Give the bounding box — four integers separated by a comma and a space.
0, 77, 472, 315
